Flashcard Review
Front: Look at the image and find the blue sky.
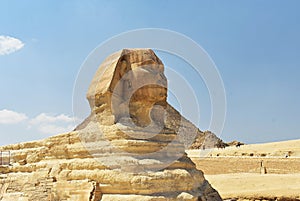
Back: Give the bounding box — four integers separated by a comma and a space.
0, 0, 299, 145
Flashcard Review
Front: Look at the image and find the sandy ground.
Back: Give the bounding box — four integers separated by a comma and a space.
191, 157, 300, 174
187, 139, 300, 158
206, 173, 300, 200
186, 139, 300, 200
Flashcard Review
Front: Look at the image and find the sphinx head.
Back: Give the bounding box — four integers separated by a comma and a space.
87, 49, 167, 126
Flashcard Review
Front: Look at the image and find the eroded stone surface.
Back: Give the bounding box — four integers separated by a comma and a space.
0, 49, 222, 201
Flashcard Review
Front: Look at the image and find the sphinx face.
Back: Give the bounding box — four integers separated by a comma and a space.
112, 60, 167, 126
130, 64, 167, 103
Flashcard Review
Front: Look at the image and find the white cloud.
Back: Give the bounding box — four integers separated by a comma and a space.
37, 124, 75, 135
0, 109, 77, 135
0, 35, 24, 55
30, 113, 74, 125
0, 109, 28, 124
29, 113, 77, 135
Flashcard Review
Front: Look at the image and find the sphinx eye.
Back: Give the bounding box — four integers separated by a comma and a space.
120, 59, 128, 70
127, 80, 132, 88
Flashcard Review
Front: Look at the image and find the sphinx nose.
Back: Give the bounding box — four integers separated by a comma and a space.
156, 72, 167, 87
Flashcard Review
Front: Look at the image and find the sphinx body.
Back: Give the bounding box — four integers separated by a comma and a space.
0, 49, 222, 201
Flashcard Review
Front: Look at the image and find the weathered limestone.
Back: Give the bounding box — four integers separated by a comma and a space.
0, 49, 222, 201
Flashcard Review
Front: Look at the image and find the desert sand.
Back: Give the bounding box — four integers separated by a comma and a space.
188, 139, 300, 158
206, 173, 300, 200
187, 139, 300, 200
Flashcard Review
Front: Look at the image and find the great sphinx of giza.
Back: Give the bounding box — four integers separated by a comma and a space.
0, 49, 222, 201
